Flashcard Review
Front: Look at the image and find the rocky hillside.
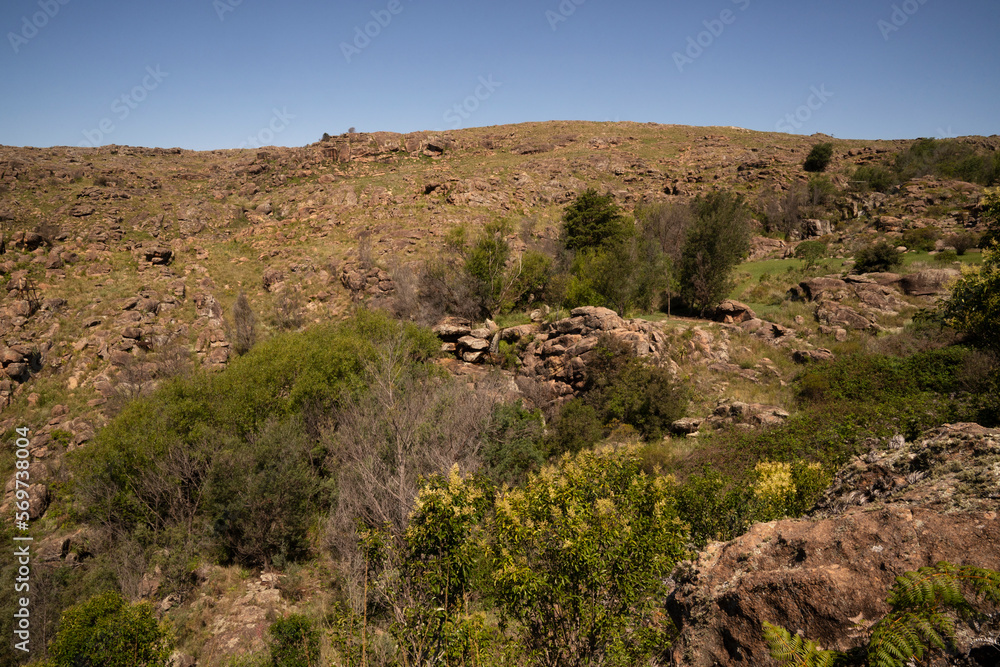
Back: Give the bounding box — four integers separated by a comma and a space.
0, 121, 997, 666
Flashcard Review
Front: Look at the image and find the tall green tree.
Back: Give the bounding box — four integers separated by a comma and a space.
562, 189, 628, 251
678, 191, 752, 313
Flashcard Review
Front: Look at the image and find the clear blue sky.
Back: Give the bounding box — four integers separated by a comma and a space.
1, 0, 997, 150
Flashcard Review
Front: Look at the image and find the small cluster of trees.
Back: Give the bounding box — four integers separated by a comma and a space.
413, 187, 754, 321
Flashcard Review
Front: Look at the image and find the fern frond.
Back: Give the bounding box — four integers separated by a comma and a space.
763, 622, 839, 667
954, 564, 1000, 606
868, 606, 959, 667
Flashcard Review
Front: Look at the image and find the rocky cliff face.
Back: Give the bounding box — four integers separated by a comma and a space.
668, 423, 1000, 666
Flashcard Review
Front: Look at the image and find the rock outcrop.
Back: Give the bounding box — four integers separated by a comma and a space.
668, 423, 1000, 667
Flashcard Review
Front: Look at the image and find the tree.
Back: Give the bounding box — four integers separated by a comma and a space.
488, 444, 690, 667
269, 615, 322, 667
804, 142, 834, 172
980, 186, 1000, 248
940, 244, 1000, 350
571, 233, 669, 316
765, 562, 1000, 667
464, 220, 550, 318
678, 191, 752, 313
562, 189, 628, 251
795, 240, 827, 268
44, 591, 171, 667
853, 239, 903, 274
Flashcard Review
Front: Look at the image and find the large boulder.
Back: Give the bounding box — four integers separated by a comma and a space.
711, 300, 756, 324
900, 268, 961, 296
668, 423, 1000, 667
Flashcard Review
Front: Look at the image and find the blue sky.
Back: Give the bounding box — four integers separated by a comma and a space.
1, 0, 997, 150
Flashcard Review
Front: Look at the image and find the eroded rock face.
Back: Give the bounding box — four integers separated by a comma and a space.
667, 424, 1000, 667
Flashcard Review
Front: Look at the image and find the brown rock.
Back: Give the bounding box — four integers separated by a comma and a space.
899, 268, 960, 296
27, 484, 48, 520
792, 348, 835, 363
816, 303, 873, 330
711, 299, 756, 324
4, 363, 27, 379
668, 424, 1000, 667
144, 247, 173, 265
796, 276, 848, 302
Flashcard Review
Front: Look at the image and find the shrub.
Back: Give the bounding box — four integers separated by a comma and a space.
807, 175, 839, 206
803, 143, 833, 172
852, 165, 896, 193
981, 186, 1000, 248
940, 244, 1000, 351
678, 191, 752, 312
562, 189, 628, 251
481, 403, 546, 485
894, 137, 1000, 186
206, 418, 323, 567
43, 591, 170, 667
853, 239, 902, 273
546, 399, 604, 456
488, 445, 689, 667
934, 249, 958, 263
901, 226, 939, 252
794, 240, 827, 268
74, 312, 436, 571
268, 615, 321, 667
577, 335, 690, 441
570, 233, 669, 316
945, 231, 978, 255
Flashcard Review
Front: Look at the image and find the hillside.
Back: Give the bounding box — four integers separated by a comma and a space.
0, 121, 998, 666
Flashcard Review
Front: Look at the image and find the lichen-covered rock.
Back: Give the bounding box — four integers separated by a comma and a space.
668, 424, 1000, 667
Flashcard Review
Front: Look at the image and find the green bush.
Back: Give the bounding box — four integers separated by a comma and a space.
940, 244, 1000, 351
207, 418, 323, 567
488, 445, 689, 667
807, 175, 839, 206
803, 143, 833, 172
268, 615, 321, 667
577, 335, 689, 441
944, 231, 978, 255
901, 226, 939, 252
794, 240, 827, 268
853, 239, 902, 273
981, 187, 1000, 247
852, 165, 896, 193
481, 403, 547, 485
43, 591, 170, 667
569, 233, 669, 316
678, 191, 752, 312
894, 138, 1000, 186
74, 312, 436, 570
562, 189, 628, 251
547, 399, 605, 456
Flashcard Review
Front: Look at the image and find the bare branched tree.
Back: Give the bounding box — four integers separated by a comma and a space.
325, 326, 502, 614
